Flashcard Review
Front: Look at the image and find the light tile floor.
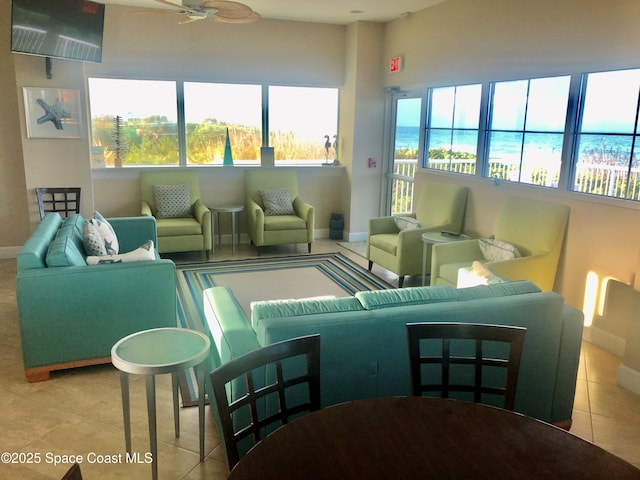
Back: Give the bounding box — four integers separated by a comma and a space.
1, 239, 638, 479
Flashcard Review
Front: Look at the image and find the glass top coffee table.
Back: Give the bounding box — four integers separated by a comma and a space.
111, 327, 210, 480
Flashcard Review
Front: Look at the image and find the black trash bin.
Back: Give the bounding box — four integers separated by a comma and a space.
329, 212, 344, 240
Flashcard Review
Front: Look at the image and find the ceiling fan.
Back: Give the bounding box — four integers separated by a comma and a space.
138, 0, 260, 24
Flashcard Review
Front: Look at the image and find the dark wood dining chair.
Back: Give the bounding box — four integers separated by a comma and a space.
210, 334, 321, 469
406, 322, 526, 411
36, 187, 81, 220
61, 462, 83, 480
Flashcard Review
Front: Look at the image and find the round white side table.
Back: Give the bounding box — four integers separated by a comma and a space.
421, 231, 470, 286
209, 203, 244, 255
111, 328, 210, 480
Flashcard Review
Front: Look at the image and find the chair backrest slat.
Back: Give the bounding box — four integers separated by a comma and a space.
210, 335, 321, 469
406, 323, 526, 411
36, 187, 81, 220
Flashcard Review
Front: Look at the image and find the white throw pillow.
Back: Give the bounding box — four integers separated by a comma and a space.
394, 216, 422, 231
479, 238, 521, 262
259, 188, 295, 216
86, 240, 155, 265
153, 184, 192, 219
89, 211, 118, 255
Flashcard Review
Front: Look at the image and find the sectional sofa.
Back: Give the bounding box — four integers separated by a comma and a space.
16, 213, 177, 381
204, 281, 584, 427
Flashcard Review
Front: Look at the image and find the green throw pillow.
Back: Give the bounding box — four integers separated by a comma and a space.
259, 188, 295, 216
153, 184, 192, 219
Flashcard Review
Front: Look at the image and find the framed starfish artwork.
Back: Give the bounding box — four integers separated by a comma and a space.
23, 87, 82, 139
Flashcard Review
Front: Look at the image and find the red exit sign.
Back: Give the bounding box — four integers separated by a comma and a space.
389, 56, 403, 73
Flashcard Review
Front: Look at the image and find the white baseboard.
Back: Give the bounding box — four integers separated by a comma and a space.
617, 364, 640, 395
0, 246, 20, 259
582, 326, 626, 358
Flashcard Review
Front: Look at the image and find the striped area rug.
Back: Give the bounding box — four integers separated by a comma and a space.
176, 252, 390, 406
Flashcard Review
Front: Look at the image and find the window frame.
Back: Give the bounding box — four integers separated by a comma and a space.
420, 67, 640, 205
423, 83, 483, 176
87, 78, 339, 168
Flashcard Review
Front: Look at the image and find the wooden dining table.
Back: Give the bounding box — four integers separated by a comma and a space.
227, 396, 640, 479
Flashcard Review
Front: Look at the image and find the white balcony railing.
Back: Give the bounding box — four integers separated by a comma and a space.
390, 158, 640, 214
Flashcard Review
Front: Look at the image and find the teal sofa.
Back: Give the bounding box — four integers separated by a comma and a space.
204, 281, 584, 428
16, 213, 177, 382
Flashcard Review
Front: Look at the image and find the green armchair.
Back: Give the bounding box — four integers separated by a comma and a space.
430, 196, 570, 291
140, 170, 211, 256
367, 182, 469, 287
245, 169, 315, 255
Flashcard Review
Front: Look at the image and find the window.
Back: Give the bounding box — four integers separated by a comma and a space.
184, 82, 262, 165
424, 84, 481, 174
268, 86, 339, 164
88, 79, 339, 167
572, 69, 640, 200
487, 76, 570, 187
88, 78, 179, 167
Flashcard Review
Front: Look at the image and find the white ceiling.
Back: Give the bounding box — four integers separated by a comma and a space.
99, 0, 446, 25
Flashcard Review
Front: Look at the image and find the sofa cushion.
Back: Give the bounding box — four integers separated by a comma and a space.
457, 280, 541, 300
154, 184, 192, 219
86, 240, 155, 265
156, 217, 202, 236
355, 285, 458, 310
263, 215, 306, 231
259, 188, 295, 216
18, 213, 64, 270
46, 224, 87, 267
251, 296, 363, 327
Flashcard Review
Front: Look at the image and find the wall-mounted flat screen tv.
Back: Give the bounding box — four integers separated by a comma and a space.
11, 0, 105, 63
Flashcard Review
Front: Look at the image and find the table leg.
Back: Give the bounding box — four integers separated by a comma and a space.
217, 212, 222, 249
119, 372, 132, 454
422, 241, 427, 286
198, 363, 206, 461
172, 372, 180, 438
231, 212, 237, 255
145, 375, 158, 480
211, 211, 216, 256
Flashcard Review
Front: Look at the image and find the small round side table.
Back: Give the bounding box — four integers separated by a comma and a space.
421, 231, 470, 286
111, 328, 210, 480
209, 203, 244, 255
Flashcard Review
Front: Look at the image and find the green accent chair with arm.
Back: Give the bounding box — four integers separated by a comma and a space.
245, 169, 315, 255
140, 170, 212, 257
367, 182, 469, 287
430, 196, 570, 291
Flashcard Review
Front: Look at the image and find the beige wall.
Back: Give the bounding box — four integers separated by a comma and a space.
382, 0, 640, 89
340, 22, 386, 237
0, 6, 29, 250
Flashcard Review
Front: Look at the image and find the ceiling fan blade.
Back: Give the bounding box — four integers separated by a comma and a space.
154, 0, 200, 15
214, 11, 260, 23
178, 16, 204, 24
132, 9, 179, 15
203, 1, 253, 19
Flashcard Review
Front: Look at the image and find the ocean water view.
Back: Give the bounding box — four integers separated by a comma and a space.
394, 126, 638, 165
